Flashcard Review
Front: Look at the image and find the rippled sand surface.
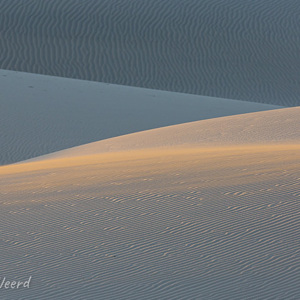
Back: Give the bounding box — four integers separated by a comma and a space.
1, 0, 300, 105
1, 107, 299, 299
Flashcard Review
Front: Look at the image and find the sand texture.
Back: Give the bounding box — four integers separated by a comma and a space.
0, 69, 281, 165
28, 106, 300, 162
1, 0, 300, 105
0, 104, 299, 299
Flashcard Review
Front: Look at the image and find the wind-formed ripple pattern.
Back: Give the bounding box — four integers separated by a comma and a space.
1, 0, 300, 106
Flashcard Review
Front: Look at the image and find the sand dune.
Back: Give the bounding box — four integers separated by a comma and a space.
1, 0, 300, 105
2, 1, 299, 298
0, 69, 280, 165
27, 106, 300, 162
0, 107, 299, 299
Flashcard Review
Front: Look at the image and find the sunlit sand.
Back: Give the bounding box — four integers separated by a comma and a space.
0, 69, 281, 165
0, 98, 299, 298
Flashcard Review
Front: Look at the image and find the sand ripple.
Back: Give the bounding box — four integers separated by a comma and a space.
1, 0, 300, 105
0, 147, 299, 299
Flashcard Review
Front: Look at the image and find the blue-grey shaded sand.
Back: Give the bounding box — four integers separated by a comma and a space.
1, 0, 300, 106
0, 69, 281, 165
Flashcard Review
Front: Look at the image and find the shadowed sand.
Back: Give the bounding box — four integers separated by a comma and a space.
25, 106, 300, 162
0, 107, 299, 299
1, 0, 300, 105
0, 69, 281, 165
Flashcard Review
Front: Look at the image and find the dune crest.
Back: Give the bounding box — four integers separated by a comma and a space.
25, 106, 300, 163
1, 81, 299, 299
0, 69, 281, 165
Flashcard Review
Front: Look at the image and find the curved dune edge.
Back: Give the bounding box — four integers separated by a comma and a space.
0, 69, 281, 165
1, 1, 300, 297
22, 106, 300, 163
1, 86, 299, 300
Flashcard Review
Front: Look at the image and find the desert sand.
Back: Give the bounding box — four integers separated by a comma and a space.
0, 69, 281, 165
25, 106, 300, 163
2, 0, 300, 105
0, 75, 299, 300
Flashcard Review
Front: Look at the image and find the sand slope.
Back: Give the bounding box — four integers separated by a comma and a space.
0, 70, 280, 165
27, 106, 300, 162
0, 107, 299, 299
